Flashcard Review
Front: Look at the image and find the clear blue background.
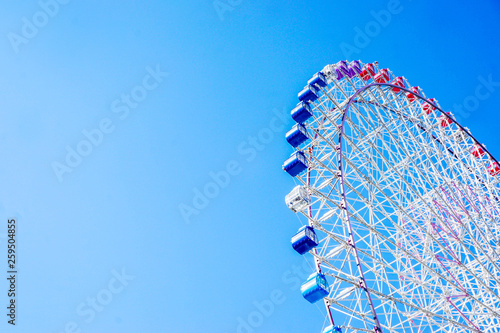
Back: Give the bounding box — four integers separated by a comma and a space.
0, 0, 499, 332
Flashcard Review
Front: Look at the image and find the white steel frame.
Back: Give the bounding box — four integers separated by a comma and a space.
290, 61, 500, 333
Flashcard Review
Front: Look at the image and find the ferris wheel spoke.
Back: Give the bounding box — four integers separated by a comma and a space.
344, 152, 500, 312
336, 158, 500, 319
348, 100, 500, 278
376, 104, 500, 283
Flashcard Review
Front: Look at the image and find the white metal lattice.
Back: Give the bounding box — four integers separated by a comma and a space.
287, 60, 500, 333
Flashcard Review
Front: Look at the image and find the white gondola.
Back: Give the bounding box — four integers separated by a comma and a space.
285, 185, 311, 212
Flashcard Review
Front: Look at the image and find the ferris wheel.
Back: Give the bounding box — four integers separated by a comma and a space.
282, 60, 500, 333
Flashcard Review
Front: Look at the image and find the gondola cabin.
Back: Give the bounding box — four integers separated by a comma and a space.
422, 98, 437, 114
471, 144, 486, 158
406, 86, 421, 103
291, 226, 318, 254
453, 129, 466, 143
285, 185, 311, 213
298, 85, 319, 103
360, 63, 375, 81
301, 272, 329, 303
489, 163, 500, 176
283, 151, 308, 177
291, 102, 313, 124
349, 60, 362, 75
308, 72, 327, 87
286, 123, 310, 148
374, 68, 389, 83
439, 113, 453, 128
391, 76, 405, 93
323, 325, 342, 333
334, 61, 358, 80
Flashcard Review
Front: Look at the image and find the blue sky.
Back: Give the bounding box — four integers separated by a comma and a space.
0, 0, 499, 332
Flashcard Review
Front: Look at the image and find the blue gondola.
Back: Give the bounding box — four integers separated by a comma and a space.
298, 85, 319, 103
291, 226, 318, 254
291, 102, 313, 124
285, 123, 309, 148
282, 151, 308, 177
307, 72, 327, 87
301, 272, 329, 303
323, 325, 342, 333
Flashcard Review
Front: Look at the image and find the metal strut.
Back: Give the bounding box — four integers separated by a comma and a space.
307, 145, 337, 330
